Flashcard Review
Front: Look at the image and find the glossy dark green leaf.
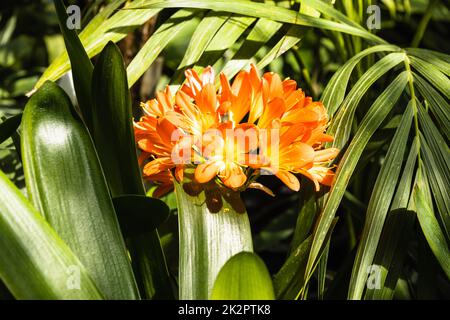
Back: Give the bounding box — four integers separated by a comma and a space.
91, 41, 143, 196
0, 113, 21, 145
21, 81, 139, 300
90, 42, 173, 300
0, 169, 103, 300
211, 252, 275, 300
113, 195, 170, 237
53, 0, 94, 130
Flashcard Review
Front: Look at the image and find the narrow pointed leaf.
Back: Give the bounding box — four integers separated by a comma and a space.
414, 73, 450, 140
305, 72, 408, 284
220, 18, 282, 79
328, 52, 406, 149
348, 102, 413, 300
53, 0, 94, 129
409, 55, 450, 99
321, 45, 400, 116
413, 169, 450, 279
127, 9, 198, 87
134, 0, 386, 44
35, 3, 159, 90
178, 11, 230, 69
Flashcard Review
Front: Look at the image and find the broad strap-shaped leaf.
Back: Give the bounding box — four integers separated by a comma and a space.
21, 81, 139, 300
211, 252, 275, 300
175, 181, 253, 300
91, 41, 144, 196
305, 72, 408, 285
91, 42, 173, 299
0, 170, 103, 300
113, 195, 170, 238
348, 102, 414, 300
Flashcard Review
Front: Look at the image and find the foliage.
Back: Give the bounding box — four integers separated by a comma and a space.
0, 0, 449, 300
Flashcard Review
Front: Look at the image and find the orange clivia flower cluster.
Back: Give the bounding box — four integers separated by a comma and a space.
134, 65, 339, 198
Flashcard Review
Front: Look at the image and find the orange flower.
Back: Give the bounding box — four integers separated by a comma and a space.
134, 65, 339, 197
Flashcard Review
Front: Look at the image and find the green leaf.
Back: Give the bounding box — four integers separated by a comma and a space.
175, 181, 253, 300
21, 81, 139, 300
328, 52, 406, 149
53, 0, 94, 130
321, 44, 400, 116
178, 11, 230, 69
127, 9, 199, 87
195, 15, 255, 70
418, 133, 450, 239
211, 252, 275, 300
348, 102, 414, 300
406, 48, 450, 76
0, 113, 22, 145
413, 167, 450, 279
305, 72, 409, 285
257, 25, 305, 70
35, 3, 159, 90
299, 0, 365, 29
274, 236, 312, 299
220, 18, 282, 79
414, 73, 450, 140
113, 195, 170, 237
134, 0, 386, 44
290, 181, 318, 251
365, 139, 418, 300
91, 41, 143, 196
409, 55, 450, 99
91, 41, 173, 300
0, 170, 103, 300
